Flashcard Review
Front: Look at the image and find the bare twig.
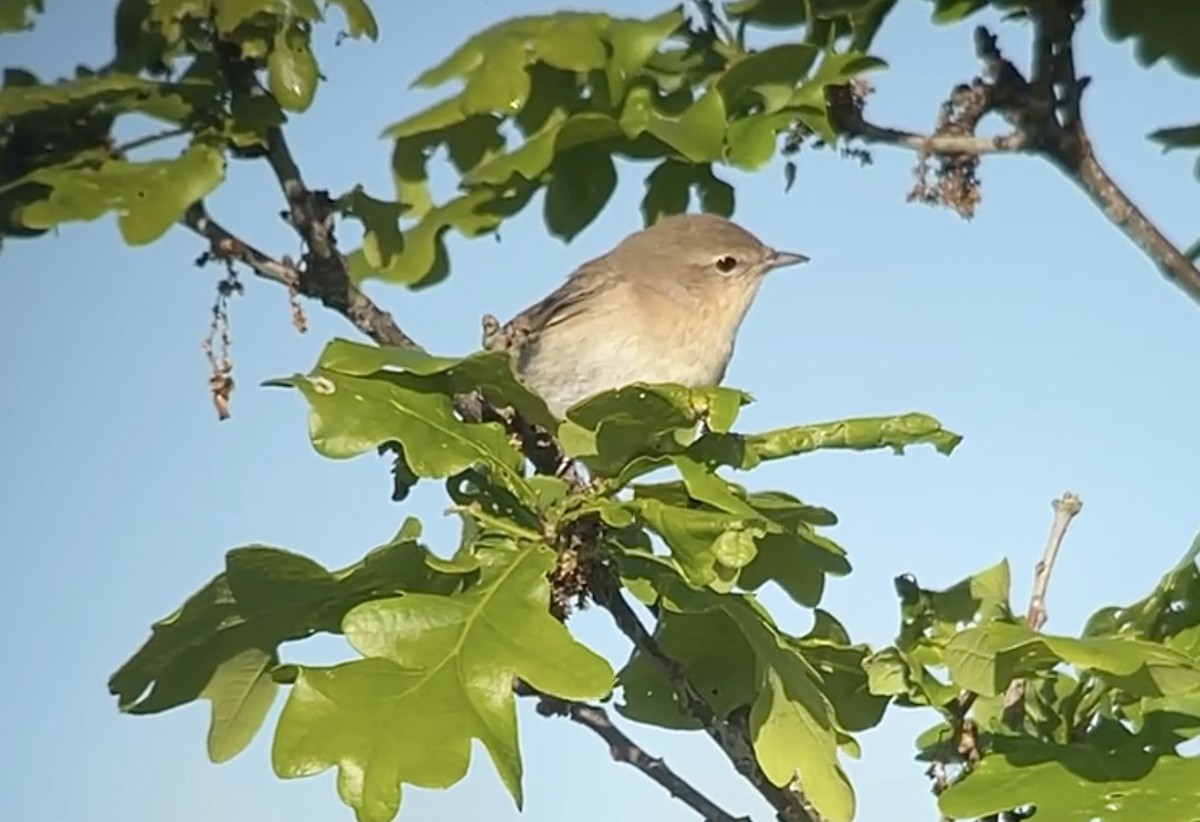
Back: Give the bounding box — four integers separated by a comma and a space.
181, 202, 417, 349
1026, 491, 1084, 633
1002, 491, 1083, 714
826, 5, 1200, 306
515, 682, 750, 822
114, 127, 191, 155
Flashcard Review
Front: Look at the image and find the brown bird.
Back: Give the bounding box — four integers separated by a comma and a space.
494, 212, 808, 418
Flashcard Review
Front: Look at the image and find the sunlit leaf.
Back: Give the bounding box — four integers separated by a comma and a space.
273, 545, 614, 822
201, 646, 278, 764
108, 522, 474, 716
17, 142, 225, 245
268, 25, 319, 112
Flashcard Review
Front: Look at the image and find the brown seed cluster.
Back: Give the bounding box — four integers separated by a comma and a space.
908, 81, 991, 219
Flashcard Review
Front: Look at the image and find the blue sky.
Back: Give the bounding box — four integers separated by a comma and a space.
2, 2, 1199, 821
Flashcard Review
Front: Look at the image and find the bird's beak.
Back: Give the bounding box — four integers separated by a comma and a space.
767, 249, 810, 270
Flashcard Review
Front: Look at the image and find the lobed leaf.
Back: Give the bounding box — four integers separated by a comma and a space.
940, 721, 1200, 820
108, 521, 474, 721
689, 412, 963, 471
272, 544, 614, 822
310, 337, 557, 432
944, 621, 1200, 699
16, 142, 225, 245
616, 570, 856, 822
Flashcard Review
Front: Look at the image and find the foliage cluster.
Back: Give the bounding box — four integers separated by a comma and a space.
3, 0, 1200, 820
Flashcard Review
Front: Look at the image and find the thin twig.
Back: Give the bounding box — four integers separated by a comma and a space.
181, 202, 418, 349
114, 127, 191, 155
826, 7, 1200, 307
515, 682, 750, 822
1001, 491, 1083, 714
1026, 491, 1084, 632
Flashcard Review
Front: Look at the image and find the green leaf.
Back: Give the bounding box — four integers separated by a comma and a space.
354, 188, 504, 287
670, 455, 762, 518
620, 579, 855, 822
328, 0, 379, 40
1085, 533, 1200, 641
386, 113, 506, 223
789, 50, 888, 143
383, 97, 471, 140
460, 109, 567, 185
273, 545, 614, 822
629, 497, 757, 587
621, 85, 727, 162
794, 610, 889, 733
227, 94, 285, 148
17, 142, 225, 245
641, 159, 736, 224
0, 0, 43, 32
1150, 123, 1200, 147
896, 559, 1014, 649
923, 0, 989, 24
311, 337, 557, 433
108, 523, 474, 716
544, 143, 617, 241
338, 186, 407, 270
618, 607, 759, 729
605, 8, 685, 101
752, 665, 855, 822
740, 526, 850, 608
532, 14, 608, 72
725, 0, 808, 27
268, 25, 319, 112
726, 111, 793, 171
271, 367, 531, 502
940, 722, 1200, 820
462, 37, 532, 116
200, 646, 278, 763
718, 44, 821, 113
944, 621, 1200, 698
690, 412, 962, 471
563, 383, 749, 477
1103, 0, 1200, 76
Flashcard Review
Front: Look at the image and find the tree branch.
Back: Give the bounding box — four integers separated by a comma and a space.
590, 572, 818, 822
827, 5, 1200, 307
515, 682, 750, 822
181, 201, 419, 349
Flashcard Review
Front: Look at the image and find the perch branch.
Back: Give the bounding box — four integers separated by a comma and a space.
826, 4, 1200, 306
515, 682, 750, 822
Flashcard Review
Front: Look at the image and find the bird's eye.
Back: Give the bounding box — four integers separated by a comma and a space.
715, 255, 739, 274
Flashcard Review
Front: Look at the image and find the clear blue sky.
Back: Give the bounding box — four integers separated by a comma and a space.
2, 3, 1199, 821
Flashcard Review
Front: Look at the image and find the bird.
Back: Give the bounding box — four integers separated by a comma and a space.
489, 212, 809, 419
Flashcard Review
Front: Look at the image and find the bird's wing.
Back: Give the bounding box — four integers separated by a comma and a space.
503, 257, 613, 342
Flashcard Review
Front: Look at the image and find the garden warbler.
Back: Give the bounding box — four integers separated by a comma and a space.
492, 212, 808, 418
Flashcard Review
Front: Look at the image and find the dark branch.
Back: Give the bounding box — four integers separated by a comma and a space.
590, 572, 818, 822
826, 5, 1200, 307
181, 201, 418, 349
516, 682, 750, 822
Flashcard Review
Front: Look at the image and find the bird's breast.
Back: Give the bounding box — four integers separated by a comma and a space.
514, 283, 757, 416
